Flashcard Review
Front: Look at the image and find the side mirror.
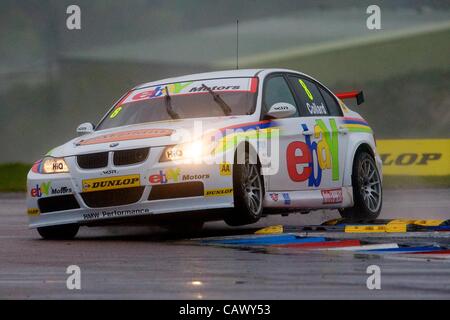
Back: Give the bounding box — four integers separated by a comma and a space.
265, 102, 297, 119
76, 122, 94, 135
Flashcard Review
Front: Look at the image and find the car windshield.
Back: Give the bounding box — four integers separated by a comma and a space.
96, 77, 258, 130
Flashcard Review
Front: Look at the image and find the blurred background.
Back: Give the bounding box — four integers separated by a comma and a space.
0, 0, 449, 180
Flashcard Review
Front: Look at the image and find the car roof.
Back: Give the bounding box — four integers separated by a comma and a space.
134, 68, 303, 89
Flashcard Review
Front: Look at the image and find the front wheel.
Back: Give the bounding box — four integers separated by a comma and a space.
37, 224, 79, 240
340, 151, 382, 222
224, 153, 264, 226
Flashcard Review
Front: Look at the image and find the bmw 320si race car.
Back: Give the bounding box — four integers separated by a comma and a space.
27, 69, 383, 239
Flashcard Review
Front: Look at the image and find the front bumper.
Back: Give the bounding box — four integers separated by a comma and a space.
27, 146, 234, 228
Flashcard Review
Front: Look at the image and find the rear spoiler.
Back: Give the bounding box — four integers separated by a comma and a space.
335, 91, 365, 105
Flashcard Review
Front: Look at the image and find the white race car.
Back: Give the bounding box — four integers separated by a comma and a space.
27, 69, 382, 239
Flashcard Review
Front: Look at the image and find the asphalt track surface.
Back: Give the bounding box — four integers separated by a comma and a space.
0, 188, 449, 299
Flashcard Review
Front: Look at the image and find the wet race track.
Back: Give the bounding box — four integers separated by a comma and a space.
0, 188, 449, 299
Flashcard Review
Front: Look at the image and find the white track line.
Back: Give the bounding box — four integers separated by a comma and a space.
319, 243, 399, 251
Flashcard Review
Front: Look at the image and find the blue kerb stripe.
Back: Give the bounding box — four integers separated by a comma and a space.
202, 235, 326, 246
427, 226, 450, 231
358, 246, 443, 254
202, 234, 296, 243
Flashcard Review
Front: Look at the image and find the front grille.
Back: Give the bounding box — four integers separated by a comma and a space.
113, 148, 149, 166
77, 152, 108, 169
38, 195, 80, 213
148, 182, 204, 201
81, 187, 145, 208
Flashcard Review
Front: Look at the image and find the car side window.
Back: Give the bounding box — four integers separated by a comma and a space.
263, 76, 299, 117
318, 86, 343, 117
288, 76, 328, 117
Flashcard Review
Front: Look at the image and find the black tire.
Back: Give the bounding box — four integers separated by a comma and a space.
340, 151, 382, 222
224, 151, 264, 226
37, 224, 79, 240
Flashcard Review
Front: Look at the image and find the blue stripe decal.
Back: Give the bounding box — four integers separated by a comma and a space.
213, 121, 279, 142
202, 235, 326, 246
218, 121, 278, 134
342, 120, 369, 126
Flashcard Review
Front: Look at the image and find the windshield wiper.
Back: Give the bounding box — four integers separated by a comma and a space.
164, 86, 180, 120
201, 84, 232, 116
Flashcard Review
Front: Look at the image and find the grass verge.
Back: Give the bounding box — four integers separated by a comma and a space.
0, 163, 31, 192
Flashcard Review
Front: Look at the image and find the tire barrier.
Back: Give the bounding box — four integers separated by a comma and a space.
377, 139, 450, 176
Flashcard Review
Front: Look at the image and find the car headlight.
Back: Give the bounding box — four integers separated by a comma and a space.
37, 157, 70, 174
160, 141, 205, 162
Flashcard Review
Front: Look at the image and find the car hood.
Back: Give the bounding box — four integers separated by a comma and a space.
48, 115, 258, 158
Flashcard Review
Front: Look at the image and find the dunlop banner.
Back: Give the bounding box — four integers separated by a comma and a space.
377, 139, 450, 176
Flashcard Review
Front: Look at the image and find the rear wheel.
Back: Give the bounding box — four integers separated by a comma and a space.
224, 152, 264, 226
37, 224, 79, 240
340, 151, 382, 221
